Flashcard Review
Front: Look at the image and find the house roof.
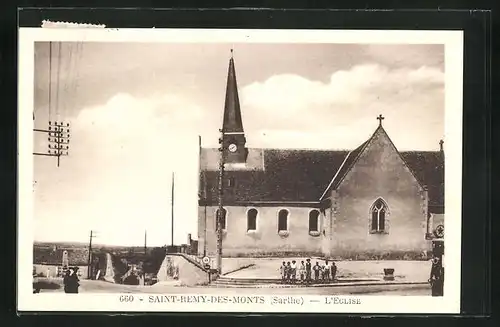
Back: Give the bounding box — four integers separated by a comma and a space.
199, 147, 445, 213
33, 247, 91, 266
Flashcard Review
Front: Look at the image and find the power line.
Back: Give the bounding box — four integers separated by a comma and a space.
55, 42, 62, 120
48, 42, 52, 122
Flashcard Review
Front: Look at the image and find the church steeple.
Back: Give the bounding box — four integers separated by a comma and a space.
223, 50, 244, 133
221, 50, 248, 164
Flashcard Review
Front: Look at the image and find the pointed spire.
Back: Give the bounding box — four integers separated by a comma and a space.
222, 50, 244, 133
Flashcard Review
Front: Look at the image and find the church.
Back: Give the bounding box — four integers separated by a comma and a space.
197, 55, 445, 259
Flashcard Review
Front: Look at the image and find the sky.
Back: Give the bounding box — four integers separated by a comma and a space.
32, 42, 444, 246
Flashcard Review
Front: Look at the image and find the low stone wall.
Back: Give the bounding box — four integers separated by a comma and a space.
33, 264, 89, 279
157, 254, 209, 286
210, 250, 430, 261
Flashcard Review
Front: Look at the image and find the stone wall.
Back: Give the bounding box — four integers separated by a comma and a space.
157, 254, 209, 286
33, 264, 88, 279
198, 205, 324, 257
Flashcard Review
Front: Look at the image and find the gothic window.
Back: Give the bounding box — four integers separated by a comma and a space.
247, 208, 258, 231
309, 210, 320, 232
278, 209, 289, 232
370, 198, 388, 233
216, 208, 227, 230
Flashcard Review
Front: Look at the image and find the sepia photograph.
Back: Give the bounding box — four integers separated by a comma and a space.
18, 28, 463, 313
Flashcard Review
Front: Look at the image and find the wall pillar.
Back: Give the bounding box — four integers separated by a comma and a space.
321, 190, 338, 258
422, 186, 432, 240
321, 208, 331, 257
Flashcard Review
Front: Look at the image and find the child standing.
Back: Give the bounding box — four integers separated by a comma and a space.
313, 262, 321, 283
290, 260, 297, 283
285, 262, 291, 283
299, 261, 306, 283
305, 258, 312, 284
324, 261, 331, 283
331, 261, 337, 281
279, 261, 286, 283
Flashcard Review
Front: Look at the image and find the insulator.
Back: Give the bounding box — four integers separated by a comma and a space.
66, 123, 69, 127
48, 126, 52, 131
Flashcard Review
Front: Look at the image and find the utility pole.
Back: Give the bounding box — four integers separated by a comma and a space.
171, 172, 175, 248
144, 230, 147, 255
33, 120, 71, 167
87, 230, 97, 279
216, 128, 226, 275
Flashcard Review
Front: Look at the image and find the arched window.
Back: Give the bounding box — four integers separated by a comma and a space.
247, 208, 258, 231
370, 198, 388, 233
309, 210, 320, 232
215, 208, 227, 230
278, 209, 289, 232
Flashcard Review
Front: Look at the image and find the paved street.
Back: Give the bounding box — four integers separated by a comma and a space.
37, 279, 431, 296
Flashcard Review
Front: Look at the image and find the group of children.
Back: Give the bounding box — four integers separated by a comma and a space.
279, 258, 337, 284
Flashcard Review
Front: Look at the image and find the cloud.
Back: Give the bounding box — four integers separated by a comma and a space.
34, 92, 202, 245
240, 64, 444, 150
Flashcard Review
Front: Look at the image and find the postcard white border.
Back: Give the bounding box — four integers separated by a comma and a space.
18, 28, 463, 313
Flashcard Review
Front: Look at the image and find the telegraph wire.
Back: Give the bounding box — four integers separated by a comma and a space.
48, 41, 52, 122
55, 41, 62, 121
72, 42, 84, 105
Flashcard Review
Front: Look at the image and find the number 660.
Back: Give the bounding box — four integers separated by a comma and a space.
119, 295, 134, 302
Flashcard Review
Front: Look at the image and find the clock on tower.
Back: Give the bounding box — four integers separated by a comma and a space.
228, 143, 238, 153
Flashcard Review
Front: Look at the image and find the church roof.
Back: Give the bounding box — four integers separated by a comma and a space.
401, 151, 444, 211
200, 149, 349, 204
199, 147, 444, 212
